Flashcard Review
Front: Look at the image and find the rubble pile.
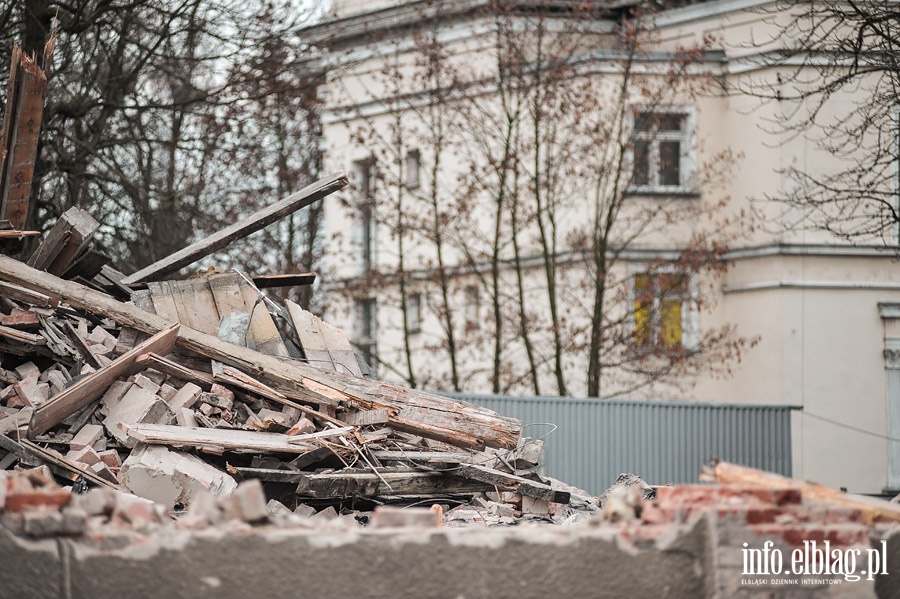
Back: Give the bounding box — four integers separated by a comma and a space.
0, 174, 602, 536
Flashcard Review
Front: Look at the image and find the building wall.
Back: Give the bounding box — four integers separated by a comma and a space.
305, 0, 899, 493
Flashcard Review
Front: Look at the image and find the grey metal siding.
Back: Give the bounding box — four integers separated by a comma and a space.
439, 393, 794, 496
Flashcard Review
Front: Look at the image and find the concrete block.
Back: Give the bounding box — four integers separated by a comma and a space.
287, 417, 315, 436
102, 385, 173, 447
522, 495, 550, 515
158, 383, 177, 402
129, 373, 160, 395
89, 462, 119, 484
120, 444, 237, 509
97, 449, 122, 470
208, 384, 234, 410
221, 480, 268, 523
13, 362, 40, 382
13, 378, 49, 408
0, 524, 63, 599
65, 446, 101, 467
167, 382, 202, 411
87, 325, 117, 350
257, 409, 287, 427
369, 506, 441, 529
175, 407, 198, 428
69, 423, 104, 450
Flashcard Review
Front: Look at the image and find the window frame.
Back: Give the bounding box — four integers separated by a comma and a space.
628, 265, 698, 354
406, 292, 422, 334
355, 297, 378, 374
352, 157, 377, 271
628, 106, 697, 194
405, 149, 421, 190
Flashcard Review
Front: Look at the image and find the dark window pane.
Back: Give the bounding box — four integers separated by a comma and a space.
633, 140, 650, 185
657, 114, 684, 131
635, 112, 653, 131
659, 141, 681, 186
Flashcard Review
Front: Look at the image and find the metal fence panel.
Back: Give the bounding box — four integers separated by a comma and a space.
439, 393, 793, 496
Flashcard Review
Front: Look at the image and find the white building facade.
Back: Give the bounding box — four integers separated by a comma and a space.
301, 0, 900, 494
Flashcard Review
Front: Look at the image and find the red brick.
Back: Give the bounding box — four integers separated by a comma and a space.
1, 310, 39, 329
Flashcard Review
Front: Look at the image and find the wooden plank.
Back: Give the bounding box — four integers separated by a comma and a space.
119, 422, 348, 454
284, 299, 336, 370
122, 173, 348, 285
0, 324, 45, 345
27, 325, 179, 438
252, 273, 316, 289
342, 408, 390, 427
370, 450, 472, 464
294, 468, 494, 498
63, 320, 103, 368
0, 45, 48, 230
238, 280, 290, 357
0, 256, 522, 450
208, 272, 248, 320
27, 207, 99, 276
0, 281, 58, 307
284, 299, 362, 375
455, 464, 571, 503
132, 352, 214, 388
0, 229, 39, 239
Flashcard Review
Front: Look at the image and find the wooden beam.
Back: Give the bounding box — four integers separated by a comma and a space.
27, 207, 99, 276
27, 325, 179, 437
119, 422, 349, 454
0, 255, 522, 450
122, 173, 348, 285
455, 464, 571, 503
0, 45, 48, 230
0, 280, 58, 307
252, 273, 316, 289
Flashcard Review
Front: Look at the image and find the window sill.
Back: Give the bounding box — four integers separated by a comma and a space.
625, 188, 701, 199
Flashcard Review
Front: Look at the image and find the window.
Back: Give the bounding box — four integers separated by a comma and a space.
405, 149, 420, 189
631, 110, 691, 190
633, 272, 691, 351
355, 297, 377, 373
353, 158, 376, 270
464, 285, 480, 330
406, 293, 422, 333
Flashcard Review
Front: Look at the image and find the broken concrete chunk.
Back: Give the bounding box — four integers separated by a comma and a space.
87, 325, 117, 350
120, 444, 237, 509
102, 385, 173, 448
14, 361, 40, 382
287, 417, 315, 436
69, 423, 104, 451
12, 378, 49, 408
220, 479, 268, 523
167, 382, 202, 411
129, 373, 160, 395
65, 446, 101, 467
175, 407, 198, 428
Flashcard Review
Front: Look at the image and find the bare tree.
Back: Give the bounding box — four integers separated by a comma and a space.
324, 0, 755, 396
741, 0, 900, 243
0, 0, 324, 282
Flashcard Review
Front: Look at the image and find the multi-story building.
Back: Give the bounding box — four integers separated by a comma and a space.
300, 0, 900, 494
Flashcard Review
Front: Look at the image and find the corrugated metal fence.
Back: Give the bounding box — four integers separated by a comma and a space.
439, 393, 795, 496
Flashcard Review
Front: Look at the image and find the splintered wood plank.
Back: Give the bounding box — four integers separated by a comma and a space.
0, 324, 45, 345
0, 281, 58, 307
285, 300, 361, 376
208, 272, 248, 319
148, 278, 220, 336
0, 256, 523, 450
238, 280, 289, 357
119, 422, 337, 454
294, 468, 494, 499
27, 325, 179, 437
122, 173, 348, 285
27, 207, 99, 276
284, 299, 335, 370
0, 45, 49, 230
455, 464, 571, 503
